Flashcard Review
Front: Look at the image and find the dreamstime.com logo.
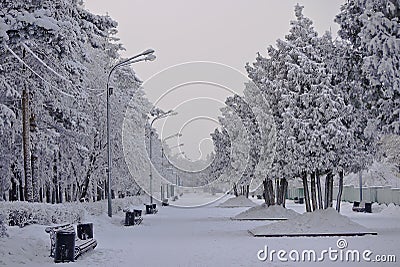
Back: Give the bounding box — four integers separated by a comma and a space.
257, 238, 397, 263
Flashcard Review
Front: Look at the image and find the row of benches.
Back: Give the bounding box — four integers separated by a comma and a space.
46, 203, 159, 263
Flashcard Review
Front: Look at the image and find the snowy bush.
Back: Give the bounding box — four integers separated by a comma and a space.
0, 201, 85, 227
0, 213, 8, 238
81, 196, 148, 216
0, 196, 146, 227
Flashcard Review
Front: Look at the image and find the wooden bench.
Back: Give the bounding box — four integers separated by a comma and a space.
162, 199, 169, 206
45, 223, 97, 262
123, 209, 143, 226
352, 201, 372, 213
145, 204, 158, 214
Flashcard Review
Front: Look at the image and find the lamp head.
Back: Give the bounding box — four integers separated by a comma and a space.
142, 49, 155, 55
145, 54, 156, 61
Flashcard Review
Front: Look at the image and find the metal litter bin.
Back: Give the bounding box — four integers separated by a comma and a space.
54, 230, 75, 263
134, 209, 142, 217
125, 211, 135, 226
364, 202, 372, 213
145, 204, 153, 214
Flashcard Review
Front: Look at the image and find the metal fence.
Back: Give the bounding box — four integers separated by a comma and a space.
287, 185, 400, 205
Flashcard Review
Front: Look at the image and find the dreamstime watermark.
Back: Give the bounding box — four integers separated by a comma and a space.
257, 238, 396, 263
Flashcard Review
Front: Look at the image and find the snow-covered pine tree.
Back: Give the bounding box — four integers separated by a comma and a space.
0, 0, 148, 203
247, 4, 374, 212
336, 0, 400, 134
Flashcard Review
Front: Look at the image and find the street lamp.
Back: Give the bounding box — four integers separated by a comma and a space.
106, 49, 155, 217
149, 110, 177, 204
161, 132, 182, 165
170, 143, 184, 150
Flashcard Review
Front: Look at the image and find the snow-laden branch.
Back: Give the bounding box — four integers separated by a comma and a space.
22, 42, 71, 83
4, 44, 75, 98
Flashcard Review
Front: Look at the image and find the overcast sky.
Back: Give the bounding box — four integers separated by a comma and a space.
84, 0, 345, 160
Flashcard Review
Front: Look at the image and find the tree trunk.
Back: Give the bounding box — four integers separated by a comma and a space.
267, 179, 275, 205
31, 145, 39, 202
46, 184, 51, 203
246, 184, 250, 198
22, 88, 33, 202
282, 178, 288, 208
263, 179, 270, 206
336, 170, 344, 212
302, 172, 311, 212
276, 179, 282, 205
80, 155, 95, 200
72, 183, 77, 202
310, 172, 317, 211
324, 172, 329, 209
316, 169, 323, 209
233, 183, 238, 197
324, 172, 334, 208
10, 179, 17, 201
329, 173, 334, 208
278, 178, 288, 207
263, 179, 275, 206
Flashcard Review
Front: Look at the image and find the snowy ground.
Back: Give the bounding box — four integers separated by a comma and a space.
1, 196, 399, 266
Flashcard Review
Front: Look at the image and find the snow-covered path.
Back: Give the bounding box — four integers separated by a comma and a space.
2, 197, 399, 267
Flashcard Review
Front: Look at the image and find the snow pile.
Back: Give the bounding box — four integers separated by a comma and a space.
0, 225, 49, 266
233, 204, 300, 220
372, 202, 387, 213
218, 196, 257, 208
380, 203, 400, 217
250, 208, 371, 236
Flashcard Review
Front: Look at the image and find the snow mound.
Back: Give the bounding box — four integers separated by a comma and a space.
372, 203, 387, 213
250, 208, 371, 236
217, 196, 257, 208
0, 225, 50, 266
233, 204, 299, 220
380, 203, 400, 217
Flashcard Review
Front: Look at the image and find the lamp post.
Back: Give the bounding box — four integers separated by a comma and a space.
106, 49, 155, 217
149, 110, 177, 204
160, 133, 181, 200
161, 133, 182, 167
172, 150, 185, 187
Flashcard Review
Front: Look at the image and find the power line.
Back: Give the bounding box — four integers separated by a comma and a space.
5, 44, 76, 98
22, 42, 72, 83
27, 41, 106, 94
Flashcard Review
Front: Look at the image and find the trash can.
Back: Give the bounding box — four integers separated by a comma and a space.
133, 209, 142, 217
145, 204, 153, 214
364, 202, 372, 213
125, 211, 135, 226
77, 223, 93, 240
54, 230, 75, 263
298, 197, 304, 204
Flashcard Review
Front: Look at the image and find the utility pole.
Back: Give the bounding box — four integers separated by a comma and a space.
22, 47, 33, 202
